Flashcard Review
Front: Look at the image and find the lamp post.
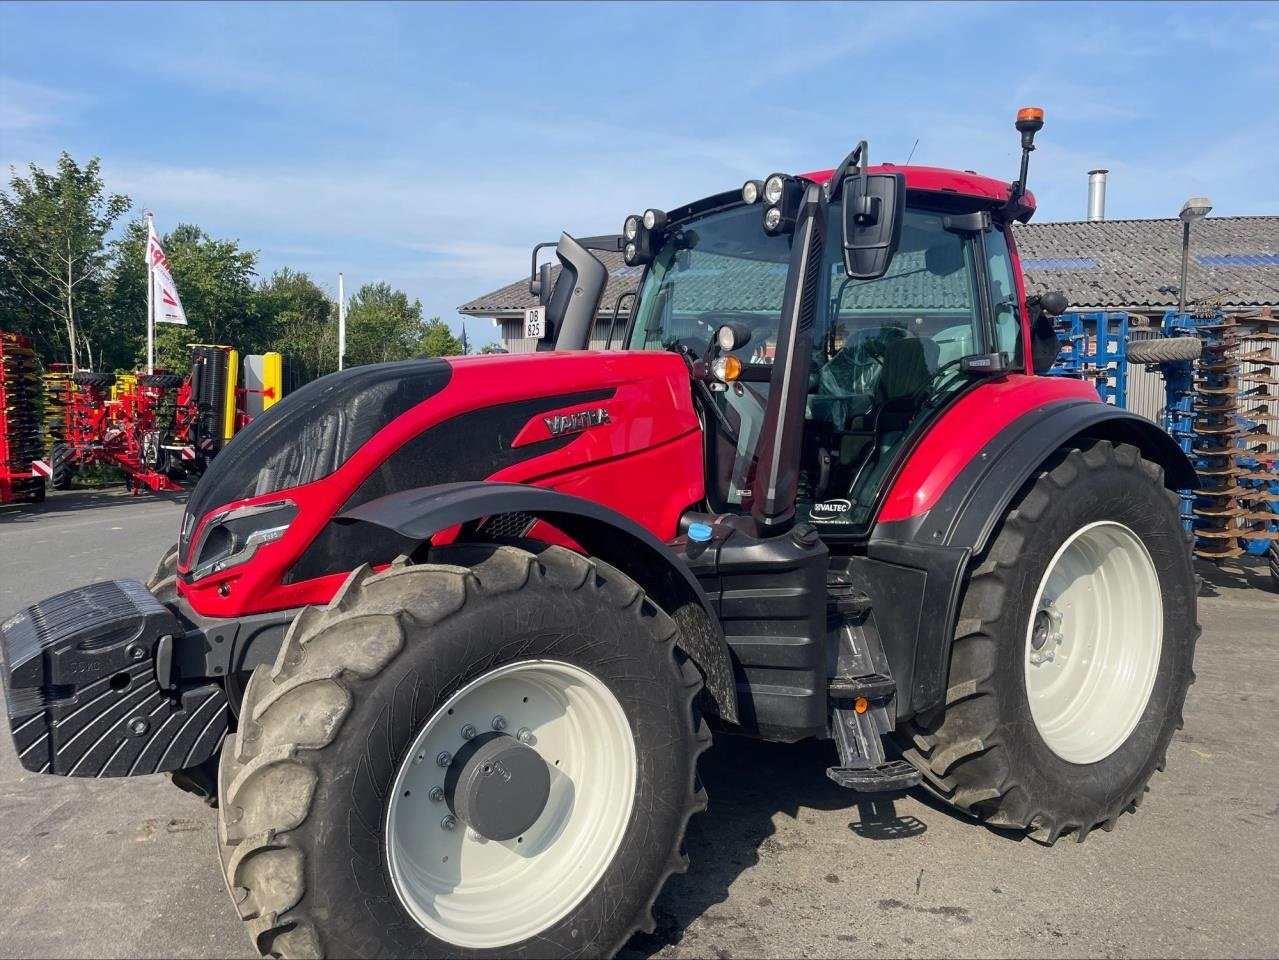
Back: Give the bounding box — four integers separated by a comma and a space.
1177, 196, 1212, 315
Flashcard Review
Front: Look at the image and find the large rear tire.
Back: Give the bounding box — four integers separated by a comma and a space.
216, 543, 709, 959
901, 440, 1198, 843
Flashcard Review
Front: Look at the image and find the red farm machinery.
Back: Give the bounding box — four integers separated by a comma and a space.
36, 346, 284, 494
1, 109, 1201, 959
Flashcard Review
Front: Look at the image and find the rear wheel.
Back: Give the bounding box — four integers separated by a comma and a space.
216, 543, 709, 959
902, 440, 1197, 843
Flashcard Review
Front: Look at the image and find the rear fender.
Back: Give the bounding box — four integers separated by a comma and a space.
341, 481, 738, 723
865, 402, 1193, 719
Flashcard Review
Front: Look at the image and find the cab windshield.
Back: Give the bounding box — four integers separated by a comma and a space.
627, 203, 791, 365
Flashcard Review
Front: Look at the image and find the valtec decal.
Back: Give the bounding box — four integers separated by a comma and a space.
810, 498, 853, 522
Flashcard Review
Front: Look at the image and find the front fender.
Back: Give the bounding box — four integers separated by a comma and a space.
341, 481, 738, 723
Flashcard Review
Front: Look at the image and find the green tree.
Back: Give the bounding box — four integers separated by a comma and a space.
257, 268, 337, 382
343, 281, 426, 365
0, 153, 130, 369
418, 317, 463, 357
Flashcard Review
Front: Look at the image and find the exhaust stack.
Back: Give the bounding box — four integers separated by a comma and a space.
1087, 169, 1108, 222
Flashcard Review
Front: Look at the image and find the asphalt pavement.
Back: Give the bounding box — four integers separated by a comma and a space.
1, 489, 1276, 959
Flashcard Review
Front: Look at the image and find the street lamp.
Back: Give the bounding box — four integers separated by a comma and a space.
1177, 196, 1212, 315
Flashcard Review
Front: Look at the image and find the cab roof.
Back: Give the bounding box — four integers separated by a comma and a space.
801, 164, 1035, 213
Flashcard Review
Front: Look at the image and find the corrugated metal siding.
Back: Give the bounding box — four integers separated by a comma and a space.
1125, 328, 1166, 422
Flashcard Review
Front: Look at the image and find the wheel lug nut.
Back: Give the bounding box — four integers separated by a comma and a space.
516, 727, 534, 744
429, 786, 444, 802
440, 815, 457, 830
436, 751, 452, 767
491, 715, 507, 731
460, 724, 477, 740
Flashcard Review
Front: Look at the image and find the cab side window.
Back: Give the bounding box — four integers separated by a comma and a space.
985, 228, 1023, 366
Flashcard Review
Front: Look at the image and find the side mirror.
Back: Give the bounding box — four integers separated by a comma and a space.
842, 172, 905, 280
1040, 290, 1068, 317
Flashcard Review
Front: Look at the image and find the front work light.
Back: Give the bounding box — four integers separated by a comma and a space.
763, 206, 783, 233
624, 215, 640, 240
624, 242, 638, 264
742, 180, 763, 204
764, 174, 786, 205
643, 208, 667, 231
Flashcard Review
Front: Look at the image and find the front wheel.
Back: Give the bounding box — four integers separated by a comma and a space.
217, 543, 708, 959
902, 440, 1198, 843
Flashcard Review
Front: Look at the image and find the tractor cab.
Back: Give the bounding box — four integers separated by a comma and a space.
605, 110, 1062, 539
622, 171, 1031, 534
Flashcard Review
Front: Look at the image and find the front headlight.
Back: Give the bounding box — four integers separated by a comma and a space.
763, 206, 783, 233
191, 500, 298, 581
624, 241, 638, 265
624, 215, 639, 241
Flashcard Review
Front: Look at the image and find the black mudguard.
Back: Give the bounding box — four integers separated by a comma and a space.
864, 401, 1194, 719
341, 481, 739, 723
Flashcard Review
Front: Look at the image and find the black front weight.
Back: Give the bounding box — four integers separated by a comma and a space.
1, 579, 229, 777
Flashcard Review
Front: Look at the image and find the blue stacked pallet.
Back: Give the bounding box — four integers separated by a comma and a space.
1159, 308, 1279, 561
1046, 311, 1128, 407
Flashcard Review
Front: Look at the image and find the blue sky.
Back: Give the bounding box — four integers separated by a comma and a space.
2, 1, 1276, 347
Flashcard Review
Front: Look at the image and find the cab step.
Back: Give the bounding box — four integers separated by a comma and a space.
825, 581, 922, 794
827, 760, 922, 792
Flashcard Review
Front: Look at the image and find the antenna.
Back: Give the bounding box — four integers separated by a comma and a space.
905, 138, 919, 166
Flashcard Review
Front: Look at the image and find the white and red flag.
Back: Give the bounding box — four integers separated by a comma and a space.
146, 220, 188, 326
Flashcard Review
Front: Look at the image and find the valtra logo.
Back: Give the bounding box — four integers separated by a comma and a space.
542, 406, 612, 438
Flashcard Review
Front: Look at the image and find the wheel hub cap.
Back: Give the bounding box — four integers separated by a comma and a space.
444, 732, 551, 841
384, 659, 637, 949
1024, 520, 1163, 765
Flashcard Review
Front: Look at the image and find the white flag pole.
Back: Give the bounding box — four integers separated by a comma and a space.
337, 272, 346, 371
145, 212, 155, 374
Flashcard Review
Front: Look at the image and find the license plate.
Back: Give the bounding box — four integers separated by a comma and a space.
524, 306, 546, 340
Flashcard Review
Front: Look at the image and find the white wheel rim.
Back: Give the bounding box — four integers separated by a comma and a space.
1024, 520, 1163, 765
385, 660, 636, 948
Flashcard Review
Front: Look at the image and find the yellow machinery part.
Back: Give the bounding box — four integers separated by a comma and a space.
223, 348, 239, 440
262, 352, 282, 410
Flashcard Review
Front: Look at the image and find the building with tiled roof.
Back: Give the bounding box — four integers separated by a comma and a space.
461, 216, 1279, 352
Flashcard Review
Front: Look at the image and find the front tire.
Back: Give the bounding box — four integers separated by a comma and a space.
217, 543, 709, 959
902, 440, 1198, 843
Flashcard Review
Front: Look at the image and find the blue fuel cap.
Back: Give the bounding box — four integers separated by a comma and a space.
688, 522, 713, 543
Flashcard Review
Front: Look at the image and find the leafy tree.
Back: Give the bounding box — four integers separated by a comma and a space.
418, 317, 463, 358
257, 268, 337, 382
479, 343, 508, 354
343, 281, 426, 365
0, 153, 129, 369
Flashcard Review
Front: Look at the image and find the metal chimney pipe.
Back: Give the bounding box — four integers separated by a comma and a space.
1087, 169, 1108, 221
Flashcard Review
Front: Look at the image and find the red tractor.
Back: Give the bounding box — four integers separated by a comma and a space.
1, 109, 1197, 959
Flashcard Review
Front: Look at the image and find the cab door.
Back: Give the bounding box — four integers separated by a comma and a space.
796, 206, 997, 536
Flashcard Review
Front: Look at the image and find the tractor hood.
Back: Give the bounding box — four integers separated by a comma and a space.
178, 350, 704, 615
